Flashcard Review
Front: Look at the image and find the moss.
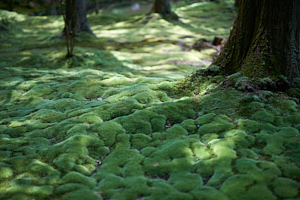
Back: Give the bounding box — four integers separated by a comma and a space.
167, 172, 203, 192
60, 188, 103, 200
234, 157, 260, 174
1, 2, 300, 199
151, 115, 167, 132
223, 129, 255, 149
279, 100, 298, 114
163, 124, 188, 139
0, 165, 13, 180
237, 119, 260, 133
76, 113, 103, 124
237, 149, 258, 159
96, 146, 110, 157
96, 174, 125, 191
29, 109, 66, 123
58, 171, 97, 188
91, 121, 125, 146
190, 141, 210, 160
201, 133, 219, 142
131, 133, 152, 149
181, 119, 197, 133
190, 187, 230, 200
198, 121, 235, 135
220, 175, 276, 200
153, 102, 196, 124
195, 113, 216, 125
119, 110, 162, 135
144, 139, 194, 177
251, 111, 275, 123
55, 183, 88, 195
258, 122, 279, 132
141, 147, 156, 157
272, 177, 299, 198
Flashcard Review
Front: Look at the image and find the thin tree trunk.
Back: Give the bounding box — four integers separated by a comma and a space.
51, 0, 57, 15
9, 0, 14, 11
235, 0, 241, 7
94, 0, 99, 14
212, 0, 300, 82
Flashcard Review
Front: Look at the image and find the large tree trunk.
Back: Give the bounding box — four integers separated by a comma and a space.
149, 0, 177, 19
62, 0, 94, 36
212, 0, 300, 83
76, 0, 94, 34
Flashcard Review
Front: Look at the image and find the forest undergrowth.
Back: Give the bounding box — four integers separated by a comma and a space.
0, 1, 299, 199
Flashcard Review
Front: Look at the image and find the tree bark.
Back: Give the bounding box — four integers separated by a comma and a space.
212, 0, 300, 82
9, 0, 14, 11
94, 0, 99, 14
62, 0, 94, 36
51, 0, 57, 15
149, 0, 177, 19
234, 0, 241, 7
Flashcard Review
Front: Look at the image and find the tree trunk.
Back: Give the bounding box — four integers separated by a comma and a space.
235, 0, 241, 7
212, 0, 300, 83
64, 0, 76, 35
77, 0, 94, 34
149, 0, 177, 19
9, 0, 14, 11
51, 0, 57, 15
62, 0, 94, 36
94, 0, 99, 14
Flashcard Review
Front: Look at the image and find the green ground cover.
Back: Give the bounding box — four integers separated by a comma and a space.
0, 1, 300, 199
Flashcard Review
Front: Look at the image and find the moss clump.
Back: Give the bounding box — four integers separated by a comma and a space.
58, 171, 97, 188
191, 187, 230, 200
237, 119, 260, 133
195, 113, 216, 125
0, 164, 13, 180
251, 111, 275, 123
153, 101, 195, 124
77, 113, 103, 124
131, 133, 152, 149
198, 118, 235, 135
163, 124, 188, 139
272, 177, 299, 198
181, 119, 197, 133
167, 172, 203, 192
61, 188, 103, 200
220, 175, 277, 200
91, 121, 125, 146
118, 110, 165, 135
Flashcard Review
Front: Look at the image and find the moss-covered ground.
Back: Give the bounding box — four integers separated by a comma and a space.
1, 1, 300, 199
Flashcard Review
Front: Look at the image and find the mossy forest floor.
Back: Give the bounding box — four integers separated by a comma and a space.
1, 1, 300, 200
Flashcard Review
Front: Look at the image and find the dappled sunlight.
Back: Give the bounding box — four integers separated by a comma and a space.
1, 0, 299, 199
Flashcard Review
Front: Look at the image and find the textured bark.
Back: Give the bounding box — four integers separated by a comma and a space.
212, 0, 300, 82
63, 0, 94, 35
149, 0, 177, 19
77, 0, 94, 34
